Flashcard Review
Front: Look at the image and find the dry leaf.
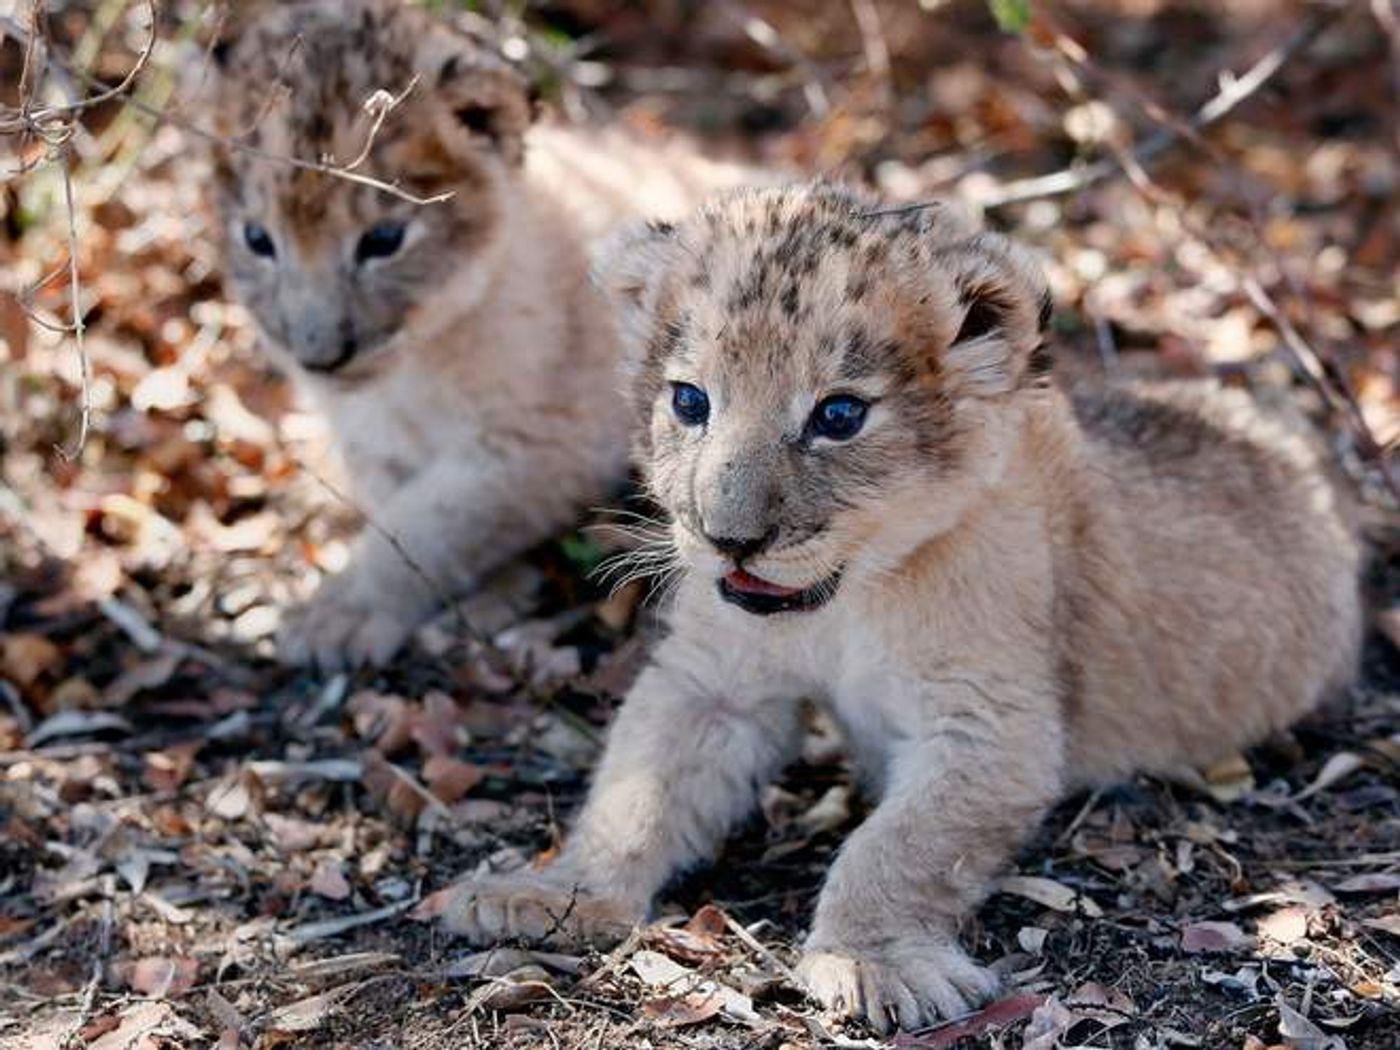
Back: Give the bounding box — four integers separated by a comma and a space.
1332, 873, 1400, 894
422, 755, 484, 803
309, 862, 352, 901
1275, 998, 1346, 1050
1258, 906, 1310, 947
1, 633, 61, 686
124, 956, 199, 998
1020, 995, 1076, 1050
86, 1001, 200, 1050
1180, 920, 1253, 954
899, 994, 1045, 1048
629, 950, 759, 1026
1294, 752, 1364, 801
463, 965, 555, 1012
997, 875, 1104, 917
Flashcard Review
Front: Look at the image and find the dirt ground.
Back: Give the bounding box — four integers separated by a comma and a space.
1, 1, 1397, 1048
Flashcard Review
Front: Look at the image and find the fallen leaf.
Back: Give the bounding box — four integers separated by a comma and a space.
1, 633, 61, 686
463, 965, 555, 1012
1331, 873, 1400, 894
629, 950, 759, 1026
309, 862, 351, 901
1067, 980, 1135, 1028
86, 1001, 200, 1050
641, 991, 725, 1028
1017, 926, 1049, 954
1020, 995, 1076, 1050
997, 875, 1104, 917
409, 690, 463, 758
1258, 907, 1310, 947
1275, 997, 1345, 1050
894, 994, 1044, 1048
1294, 752, 1364, 801
141, 742, 202, 792
1180, 920, 1253, 954
422, 755, 484, 803
124, 956, 199, 998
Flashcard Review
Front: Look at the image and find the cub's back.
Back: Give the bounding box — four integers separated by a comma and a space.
1061, 381, 1361, 777
525, 124, 770, 244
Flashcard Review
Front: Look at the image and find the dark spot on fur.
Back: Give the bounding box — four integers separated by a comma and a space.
1038, 289, 1053, 330
781, 281, 801, 317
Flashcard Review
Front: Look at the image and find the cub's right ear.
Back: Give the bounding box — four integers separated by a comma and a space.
591, 219, 685, 372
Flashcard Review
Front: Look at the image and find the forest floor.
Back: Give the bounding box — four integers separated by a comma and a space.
1, 1, 1397, 1048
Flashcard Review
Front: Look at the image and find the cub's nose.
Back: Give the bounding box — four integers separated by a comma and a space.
704, 529, 776, 562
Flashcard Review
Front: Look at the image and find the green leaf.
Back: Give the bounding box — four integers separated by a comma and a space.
559, 533, 607, 575
989, 0, 1032, 33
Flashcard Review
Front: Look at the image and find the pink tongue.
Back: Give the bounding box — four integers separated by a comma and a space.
724, 568, 802, 599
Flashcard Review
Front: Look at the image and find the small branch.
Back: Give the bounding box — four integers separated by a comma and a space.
718, 1, 830, 117
848, 0, 893, 111
978, 8, 1345, 209
54, 159, 88, 461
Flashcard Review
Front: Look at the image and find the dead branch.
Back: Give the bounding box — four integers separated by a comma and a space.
848, 0, 893, 112
978, 7, 1347, 210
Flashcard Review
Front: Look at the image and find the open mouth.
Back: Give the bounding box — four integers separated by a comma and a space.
718, 567, 841, 616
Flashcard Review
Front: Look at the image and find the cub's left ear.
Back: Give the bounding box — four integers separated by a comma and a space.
591, 219, 686, 376
434, 51, 534, 165
935, 232, 1053, 396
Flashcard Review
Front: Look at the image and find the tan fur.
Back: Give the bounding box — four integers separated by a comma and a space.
441, 184, 1362, 1032
203, 0, 753, 667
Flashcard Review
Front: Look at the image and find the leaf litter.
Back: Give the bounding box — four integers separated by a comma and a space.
1, 1, 1397, 1049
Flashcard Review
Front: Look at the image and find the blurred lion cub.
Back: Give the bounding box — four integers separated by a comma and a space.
442, 184, 1362, 1032
205, 0, 749, 667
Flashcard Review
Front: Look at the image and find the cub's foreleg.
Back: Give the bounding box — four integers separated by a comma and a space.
801, 679, 1065, 1033
443, 633, 802, 948
280, 456, 584, 670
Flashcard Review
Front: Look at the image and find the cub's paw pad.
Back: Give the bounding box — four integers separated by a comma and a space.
797, 940, 998, 1034
441, 872, 638, 951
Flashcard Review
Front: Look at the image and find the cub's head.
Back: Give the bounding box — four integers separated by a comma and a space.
205, 0, 531, 378
596, 183, 1052, 616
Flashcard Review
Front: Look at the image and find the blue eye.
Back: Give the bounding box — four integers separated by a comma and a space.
244, 222, 276, 259
356, 221, 408, 263
671, 382, 710, 426
809, 395, 870, 441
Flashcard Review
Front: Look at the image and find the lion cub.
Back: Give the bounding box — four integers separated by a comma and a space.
205, 0, 748, 667
441, 184, 1362, 1031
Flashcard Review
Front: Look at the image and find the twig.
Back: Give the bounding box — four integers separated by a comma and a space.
722, 914, 802, 988
718, 1, 830, 117
977, 8, 1345, 209
848, 0, 893, 112
0, 10, 453, 207
60, 897, 112, 1050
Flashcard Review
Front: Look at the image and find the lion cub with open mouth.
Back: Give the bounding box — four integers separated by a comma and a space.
442, 184, 1361, 1032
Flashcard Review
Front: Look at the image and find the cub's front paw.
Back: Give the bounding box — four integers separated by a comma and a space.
279, 571, 424, 671
797, 938, 998, 1035
441, 869, 643, 952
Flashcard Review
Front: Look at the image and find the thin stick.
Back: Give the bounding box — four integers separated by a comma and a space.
848, 0, 892, 111
54, 158, 88, 461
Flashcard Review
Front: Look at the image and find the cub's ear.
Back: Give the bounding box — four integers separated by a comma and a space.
933, 232, 1053, 396
591, 219, 686, 374
433, 49, 533, 165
